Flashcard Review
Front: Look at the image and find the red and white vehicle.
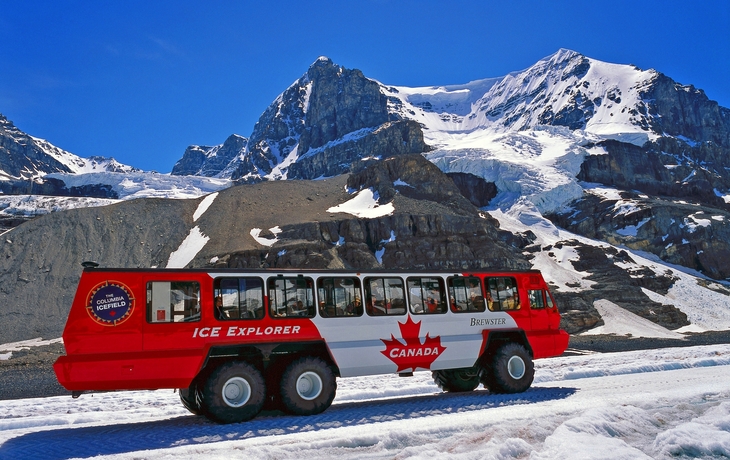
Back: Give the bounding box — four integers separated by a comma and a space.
54, 265, 569, 423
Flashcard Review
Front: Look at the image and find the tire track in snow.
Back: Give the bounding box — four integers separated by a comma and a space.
0, 387, 576, 459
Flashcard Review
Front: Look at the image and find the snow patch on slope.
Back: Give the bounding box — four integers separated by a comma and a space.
193, 192, 218, 222
166, 226, 210, 268
327, 188, 394, 218
250, 226, 282, 246
582, 299, 684, 339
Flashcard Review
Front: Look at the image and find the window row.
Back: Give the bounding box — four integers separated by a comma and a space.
146, 275, 554, 323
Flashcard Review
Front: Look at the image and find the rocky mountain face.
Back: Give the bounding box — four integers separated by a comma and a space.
210, 155, 531, 271
0, 113, 135, 197
171, 57, 430, 182
547, 188, 730, 280
644, 74, 730, 146
0, 155, 537, 342
171, 134, 248, 177
0, 114, 80, 179
2, 50, 729, 341
545, 80, 730, 281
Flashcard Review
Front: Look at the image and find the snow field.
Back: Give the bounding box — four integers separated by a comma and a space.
1, 344, 729, 459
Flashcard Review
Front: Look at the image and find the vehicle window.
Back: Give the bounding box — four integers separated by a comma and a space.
486, 277, 521, 311
268, 277, 315, 318
317, 277, 363, 317
528, 290, 546, 309
447, 276, 485, 312
364, 277, 405, 316
147, 281, 200, 323
214, 277, 264, 320
407, 277, 446, 314
546, 290, 555, 309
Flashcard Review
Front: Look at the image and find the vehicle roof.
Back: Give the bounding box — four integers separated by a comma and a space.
82, 266, 542, 276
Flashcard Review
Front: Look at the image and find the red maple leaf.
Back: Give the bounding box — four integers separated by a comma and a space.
381, 316, 446, 372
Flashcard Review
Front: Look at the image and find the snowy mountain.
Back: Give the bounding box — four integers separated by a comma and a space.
0, 114, 232, 229
171, 134, 248, 178
392, 48, 661, 143
179, 50, 729, 192
164, 50, 730, 282
0, 49, 728, 343
169, 56, 428, 182
0, 114, 138, 180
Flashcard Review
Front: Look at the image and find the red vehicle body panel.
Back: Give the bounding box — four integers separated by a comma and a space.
54, 268, 569, 392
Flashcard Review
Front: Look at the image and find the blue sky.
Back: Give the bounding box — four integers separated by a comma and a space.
2, 0, 728, 173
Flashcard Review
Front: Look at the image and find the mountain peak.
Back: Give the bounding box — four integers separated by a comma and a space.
544, 48, 583, 64
309, 56, 337, 71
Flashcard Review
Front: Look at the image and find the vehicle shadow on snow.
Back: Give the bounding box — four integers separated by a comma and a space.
0, 386, 576, 459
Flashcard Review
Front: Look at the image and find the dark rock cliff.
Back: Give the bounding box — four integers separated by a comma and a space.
546, 59, 730, 283
0, 114, 75, 178
217, 155, 530, 271
171, 134, 248, 177
228, 58, 429, 182
547, 190, 730, 280
531, 240, 688, 334
641, 73, 730, 147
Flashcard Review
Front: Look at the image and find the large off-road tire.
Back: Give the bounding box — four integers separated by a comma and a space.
482, 343, 534, 394
280, 356, 336, 416
179, 384, 203, 416
432, 367, 480, 392
201, 361, 266, 423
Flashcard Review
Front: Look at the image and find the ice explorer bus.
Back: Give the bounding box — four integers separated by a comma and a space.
54, 265, 569, 423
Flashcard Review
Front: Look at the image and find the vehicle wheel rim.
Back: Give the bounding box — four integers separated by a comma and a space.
296, 371, 323, 400
222, 376, 252, 407
507, 355, 526, 380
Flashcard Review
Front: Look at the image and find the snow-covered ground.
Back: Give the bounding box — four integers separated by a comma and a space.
0, 172, 231, 222
46, 172, 231, 201
2, 176, 729, 459
1, 344, 728, 459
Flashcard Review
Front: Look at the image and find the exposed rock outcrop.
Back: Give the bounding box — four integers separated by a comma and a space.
447, 172, 499, 208
547, 190, 730, 280
535, 240, 687, 334
0, 114, 75, 178
641, 73, 730, 146
0, 155, 534, 342
224, 57, 429, 182
579, 139, 730, 207
287, 120, 427, 179
216, 155, 530, 272
171, 134, 248, 177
